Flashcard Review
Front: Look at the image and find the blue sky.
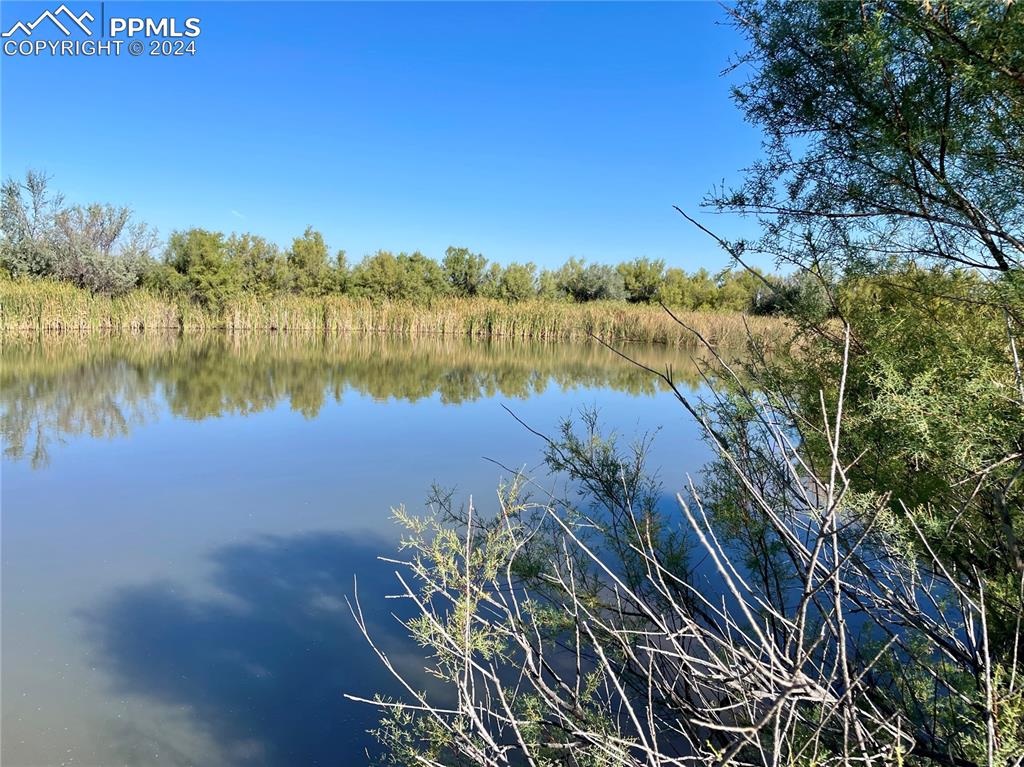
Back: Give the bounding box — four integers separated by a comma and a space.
1, 1, 767, 270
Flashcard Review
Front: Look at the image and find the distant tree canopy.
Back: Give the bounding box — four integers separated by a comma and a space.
0, 171, 157, 295
1, 171, 801, 313
226, 233, 289, 295
288, 227, 338, 297
618, 257, 665, 303
442, 246, 488, 297
164, 229, 241, 309
349, 250, 448, 302
490, 261, 537, 302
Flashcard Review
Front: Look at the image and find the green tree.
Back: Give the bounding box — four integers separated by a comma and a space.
718, 0, 1023, 276
226, 233, 290, 295
398, 251, 446, 301
536, 268, 565, 301
287, 227, 336, 296
166, 229, 240, 308
0, 170, 62, 278
478, 262, 504, 299
350, 250, 402, 299
333, 250, 350, 294
493, 262, 537, 301
750, 270, 830, 320
141, 261, 187, 295
704, 1, 1024, 759
617, 257, 665, 303
350, 250, 446, 302
442, 246, 487, 297
558, 259, 626, 302
656, 267, 718, 310
713, 268, 763, 312
655, 267, 693, 308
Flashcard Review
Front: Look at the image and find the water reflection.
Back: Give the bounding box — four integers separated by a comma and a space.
1, 332, 710, 469
82, 531, 422, 765
2, 332, 720, 767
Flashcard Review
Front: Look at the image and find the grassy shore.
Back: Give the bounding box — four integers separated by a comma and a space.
0, 278, 790, 347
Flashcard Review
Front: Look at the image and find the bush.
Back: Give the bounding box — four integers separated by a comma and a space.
442, 246, 488, 297
166, 229, 241, 308
0, 171, 61, 279
560, 259, 626, 302
350, 250, 448, 302
50, 204, 156, 295
751, 270, 831, 321
617, 257, 665, 302
287, 227, 337, 296
497, 262, 537, 301
1, 173, 155, 296
1, 172, 780, 311
228, 233, 291, 294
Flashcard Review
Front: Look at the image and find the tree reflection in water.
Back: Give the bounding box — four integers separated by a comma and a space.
2, 332, 715, 469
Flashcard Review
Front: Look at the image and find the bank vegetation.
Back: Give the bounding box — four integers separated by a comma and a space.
0, 277, 790, 347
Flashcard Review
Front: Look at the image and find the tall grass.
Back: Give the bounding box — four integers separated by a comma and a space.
1, 278, 790, 347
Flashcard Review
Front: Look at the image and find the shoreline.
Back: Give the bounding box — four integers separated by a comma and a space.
1, 279, 790, 348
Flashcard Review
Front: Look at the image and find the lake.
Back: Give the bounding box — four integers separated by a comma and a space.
1, 332, 717, 767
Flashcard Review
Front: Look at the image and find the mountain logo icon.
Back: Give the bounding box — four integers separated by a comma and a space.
2, 4, 94, 37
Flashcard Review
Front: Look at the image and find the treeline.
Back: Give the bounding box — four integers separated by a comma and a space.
0, 171, 819, 315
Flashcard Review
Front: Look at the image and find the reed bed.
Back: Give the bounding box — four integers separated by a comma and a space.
1, 279, 790, 347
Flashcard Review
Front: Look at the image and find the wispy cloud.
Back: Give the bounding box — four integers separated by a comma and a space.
230, 209, 246, 220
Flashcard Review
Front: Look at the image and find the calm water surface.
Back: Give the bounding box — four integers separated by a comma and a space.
2, 333, 717, 767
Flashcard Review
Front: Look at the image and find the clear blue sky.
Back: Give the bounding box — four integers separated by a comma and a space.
1, 1, 767, 271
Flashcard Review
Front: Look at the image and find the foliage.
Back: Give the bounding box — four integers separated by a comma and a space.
480, 261, 537, 302
536, 267, 567, 301
350, 1, 1024, 764
695, 0, 1024, 760
141, 261, 188, 296
0, 171, 155, 295
558, 258, 627, 302
287, 227, 338, 296
0, 277, 790, 348
442, 246, 488, 297
353, 388, 1015, 765
499, 262, 537, 302
166, 228, 241, 309
2, 173, 794, 313
50, 204, 157, 295
656, 266, 770, 312
778, 268, 1024, 641
228, 233, 290, 295
350, 250, 448, 302
709, 0, 1024, 667
656, 266, 716, 309
617, 257, 665, 303
750, 270, 830, 321
0, 170, 63, 278
715, 0, 1024, 276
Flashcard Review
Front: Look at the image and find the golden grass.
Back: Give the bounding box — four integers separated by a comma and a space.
1, 278, 791, 347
